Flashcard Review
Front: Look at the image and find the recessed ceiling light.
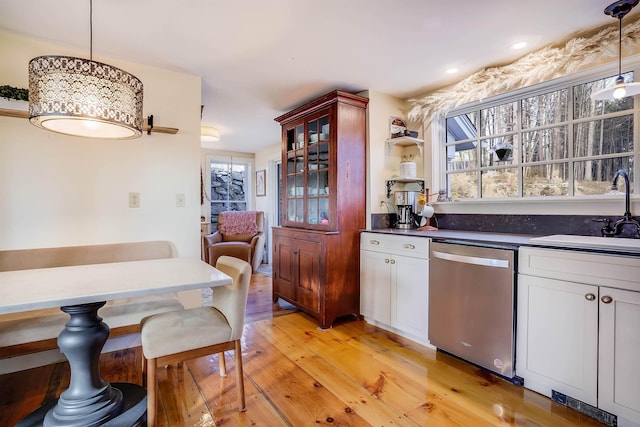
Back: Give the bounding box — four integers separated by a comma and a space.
201, 125, 220, 142
512, 41, 527, 50
446, 68, 458, 74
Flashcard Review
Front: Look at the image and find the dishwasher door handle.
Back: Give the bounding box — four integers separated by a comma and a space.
431, 250, 510, 268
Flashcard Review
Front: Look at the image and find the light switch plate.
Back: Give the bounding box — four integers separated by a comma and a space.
176, 193, 185, 207
129, 192, 140, 208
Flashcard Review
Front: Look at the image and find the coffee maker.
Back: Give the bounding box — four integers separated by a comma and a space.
393, 191, 420, 229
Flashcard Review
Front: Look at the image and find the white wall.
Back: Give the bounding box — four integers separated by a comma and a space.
362, 90, 424, 228
0, 31, 203, 304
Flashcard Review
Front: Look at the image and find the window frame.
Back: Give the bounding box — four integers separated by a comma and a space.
205, 154, 254, 230
432, 58, 640, 216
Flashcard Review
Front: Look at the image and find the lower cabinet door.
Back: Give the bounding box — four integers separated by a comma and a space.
295, 238, 321, 312
516, 274, 599, 406
273, 235, 296, 301
391, 255, 429, 342
598, 287, 640, 423
359, 249, 391, 324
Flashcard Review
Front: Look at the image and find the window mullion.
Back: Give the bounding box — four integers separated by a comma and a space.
475, 111, 481, 198
567, 84, 575, 196
515, 100, 523, 197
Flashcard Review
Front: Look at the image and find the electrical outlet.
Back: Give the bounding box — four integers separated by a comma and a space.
176, 193, 185, 207
129, 192, 140, 208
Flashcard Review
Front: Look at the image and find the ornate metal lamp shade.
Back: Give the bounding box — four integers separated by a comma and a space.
28, 55, 144, 139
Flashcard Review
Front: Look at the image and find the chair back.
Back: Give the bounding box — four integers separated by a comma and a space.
217, 211, 264, 242
212, 256, 252, 340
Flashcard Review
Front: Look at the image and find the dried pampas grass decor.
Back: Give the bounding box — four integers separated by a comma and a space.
408, 15, 640, 122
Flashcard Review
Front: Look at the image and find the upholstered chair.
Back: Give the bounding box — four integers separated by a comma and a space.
140, 256, 252, 425
203, 211, 265, 272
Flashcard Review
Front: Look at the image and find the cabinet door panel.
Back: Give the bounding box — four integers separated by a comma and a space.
296, 239, 320, 312
360, 250, 391, 323
281, 109, 334, 230
516, 274, 598, 406
599, 287, 640, 421
274, 236, 296, 300
392, 256, 429, 341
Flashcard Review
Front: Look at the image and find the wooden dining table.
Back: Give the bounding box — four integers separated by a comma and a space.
0, 257, 232, 427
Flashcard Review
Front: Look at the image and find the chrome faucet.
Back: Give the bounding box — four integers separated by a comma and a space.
599, 169, 640, 237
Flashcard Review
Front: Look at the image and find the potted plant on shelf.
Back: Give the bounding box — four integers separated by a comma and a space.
0, 85, 29, 112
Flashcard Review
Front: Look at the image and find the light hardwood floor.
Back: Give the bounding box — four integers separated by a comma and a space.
0, 270, 606, 426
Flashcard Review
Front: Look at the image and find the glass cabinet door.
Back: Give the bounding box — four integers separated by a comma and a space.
285, 123, 305, 224
283, 112, 331, 228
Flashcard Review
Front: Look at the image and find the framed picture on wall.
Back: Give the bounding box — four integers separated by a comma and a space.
256, 169, 266, 197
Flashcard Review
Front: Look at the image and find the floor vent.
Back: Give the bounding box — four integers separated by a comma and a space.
551, 390, 617, 427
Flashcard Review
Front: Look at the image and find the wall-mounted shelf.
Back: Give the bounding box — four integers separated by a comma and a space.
0, 107, 179, 135
386, 178, 425, 198
385, 136, 423, 155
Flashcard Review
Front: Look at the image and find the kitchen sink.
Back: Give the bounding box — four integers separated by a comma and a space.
530, 234, 640, 251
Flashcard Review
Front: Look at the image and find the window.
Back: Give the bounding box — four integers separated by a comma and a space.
443, 72, 635, 200
208, 156, 252, 230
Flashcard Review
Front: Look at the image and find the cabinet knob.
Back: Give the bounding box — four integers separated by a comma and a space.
601, 295, 613, 304
369, 240, 380, 245
390, 259, 396, 264
403, 244, 415, 250
585, 293, 596, 301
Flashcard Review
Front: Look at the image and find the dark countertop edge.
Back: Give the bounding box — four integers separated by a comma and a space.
361, 228, 640, 257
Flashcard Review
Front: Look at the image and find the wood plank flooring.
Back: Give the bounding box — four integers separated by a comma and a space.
0, 270, 607, 426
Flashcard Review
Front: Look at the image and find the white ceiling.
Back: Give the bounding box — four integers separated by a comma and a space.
0, 0, 624, 152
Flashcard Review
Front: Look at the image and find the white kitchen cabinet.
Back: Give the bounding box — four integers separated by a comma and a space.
360, 232, 431, 346
599, 286, 640, 424
360, 249, 391, 324
518, 247, 640, 427
516, 274, 599, 406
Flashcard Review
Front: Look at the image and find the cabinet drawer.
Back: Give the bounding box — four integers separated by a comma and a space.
519, 247, 640, 291
361, 232, 429, 259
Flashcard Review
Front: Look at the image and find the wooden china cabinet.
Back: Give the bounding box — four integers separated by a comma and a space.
273, 90, 368, 328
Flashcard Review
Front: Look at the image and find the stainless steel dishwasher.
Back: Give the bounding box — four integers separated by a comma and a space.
428, 241, 517, 379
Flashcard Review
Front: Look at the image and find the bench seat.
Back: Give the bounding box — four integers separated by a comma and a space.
0, 241, 185, 361
0, 295, 183, 358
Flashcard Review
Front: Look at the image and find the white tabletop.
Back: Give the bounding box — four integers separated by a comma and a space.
0, 257, 232, 314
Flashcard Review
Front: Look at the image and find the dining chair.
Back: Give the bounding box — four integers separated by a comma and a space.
140, 256, 252, 425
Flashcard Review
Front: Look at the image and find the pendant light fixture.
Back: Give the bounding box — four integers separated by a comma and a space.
28, 0, 143, 139
591, 0, 640, 101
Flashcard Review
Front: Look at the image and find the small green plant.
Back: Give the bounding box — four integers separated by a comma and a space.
0, 85, 29, 101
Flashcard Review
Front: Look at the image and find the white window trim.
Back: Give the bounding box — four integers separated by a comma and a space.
431, 56, 640, 217
204, 154, 254, 215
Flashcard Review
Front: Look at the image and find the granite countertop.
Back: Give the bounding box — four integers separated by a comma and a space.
363, 228, 640, 256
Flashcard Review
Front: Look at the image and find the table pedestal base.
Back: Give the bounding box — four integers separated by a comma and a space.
16, 302, 147, 426
17, 383, 146, 427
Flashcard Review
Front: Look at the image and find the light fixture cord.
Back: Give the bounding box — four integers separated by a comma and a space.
616, 15, 624, 76
90, 0, 93, 61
